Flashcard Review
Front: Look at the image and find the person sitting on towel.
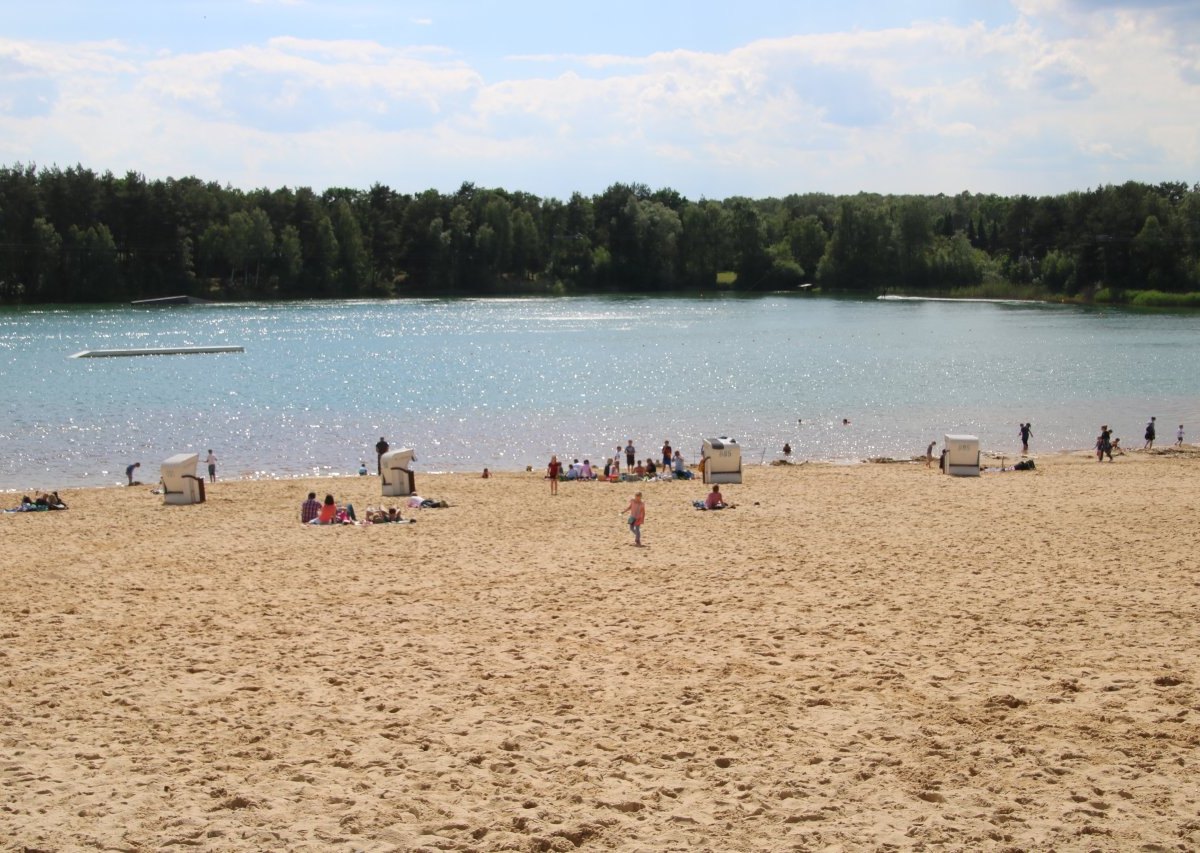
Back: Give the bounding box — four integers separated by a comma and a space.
704, 484, 727, 510
316, 494, 338, 524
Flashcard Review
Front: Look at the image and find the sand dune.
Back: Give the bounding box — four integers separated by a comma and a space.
3, 450, 1198, 851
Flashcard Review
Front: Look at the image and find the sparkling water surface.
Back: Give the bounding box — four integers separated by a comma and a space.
1, 295, 1198, 489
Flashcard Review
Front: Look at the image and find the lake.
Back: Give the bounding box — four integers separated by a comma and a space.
1, 294, 1197, 489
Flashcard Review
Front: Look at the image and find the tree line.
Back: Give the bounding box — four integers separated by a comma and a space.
1, 163, 1198, 305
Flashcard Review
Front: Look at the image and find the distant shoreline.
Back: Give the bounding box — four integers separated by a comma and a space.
7, 445, 1196, 494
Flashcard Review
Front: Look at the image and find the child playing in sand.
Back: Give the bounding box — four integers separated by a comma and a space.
624, 492, 646, 547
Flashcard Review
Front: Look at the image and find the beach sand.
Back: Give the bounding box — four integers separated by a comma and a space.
3, 451, 1198, 851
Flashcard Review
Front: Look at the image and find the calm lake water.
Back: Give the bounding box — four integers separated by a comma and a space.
1, 295, 1198, 489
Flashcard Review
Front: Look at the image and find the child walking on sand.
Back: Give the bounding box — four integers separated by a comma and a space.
624, 492, 646, 547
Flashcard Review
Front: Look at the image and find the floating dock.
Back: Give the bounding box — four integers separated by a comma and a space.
70, 346, 244, 359
131, 296, 212, 306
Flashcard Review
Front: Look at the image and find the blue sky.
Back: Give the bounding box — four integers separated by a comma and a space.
2, 0, 1197, 199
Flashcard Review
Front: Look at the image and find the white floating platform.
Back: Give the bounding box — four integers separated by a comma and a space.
131, 295, 212, 306
70, 346, 244, 359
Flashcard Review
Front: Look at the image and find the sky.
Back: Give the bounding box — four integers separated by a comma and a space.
1, 0, 1198, 200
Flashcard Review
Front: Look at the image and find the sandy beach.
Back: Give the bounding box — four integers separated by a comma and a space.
3, 450, 1198, 851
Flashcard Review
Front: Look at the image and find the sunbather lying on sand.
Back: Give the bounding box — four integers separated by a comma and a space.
5, 493, 68, 512
367, 507, 411, 523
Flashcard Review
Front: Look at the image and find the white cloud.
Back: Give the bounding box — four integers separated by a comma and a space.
2, 4, 1197, 198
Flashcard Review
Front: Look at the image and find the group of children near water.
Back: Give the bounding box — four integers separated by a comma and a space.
1094, 417, 1184, 461
543, 439, 732, 548
546, 439, 695, 491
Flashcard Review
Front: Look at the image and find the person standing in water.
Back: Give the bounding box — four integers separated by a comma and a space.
1019, 423, 1032, 455
1144, 417, 1156, 450
205, 449, 217, 483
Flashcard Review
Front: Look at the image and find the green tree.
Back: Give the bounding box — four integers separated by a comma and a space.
64, 224, 120, 301
786, 215, 827, 282
894, 198, 933, 285
510, 208, 541, 278
1132, 214, 1176, 290
679, 200, 727, 287
275, 225, 303, 292
817, 199, 894, 289
330, 200, 369, 294
725, 198, 771, 288
22, 217, 63, 301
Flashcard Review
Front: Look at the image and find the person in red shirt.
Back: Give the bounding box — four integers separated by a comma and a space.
547, 455, 561, 495
624, 491, 646, 546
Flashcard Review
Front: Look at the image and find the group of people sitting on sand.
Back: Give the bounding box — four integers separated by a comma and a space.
548, 448, 695, 484
301, 492, 357, 524
300, 490, 445, 524
621, 452, 694, 480
5, 492, 69, 512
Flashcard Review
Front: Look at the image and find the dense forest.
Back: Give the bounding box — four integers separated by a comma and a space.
1, 163, 1198, 305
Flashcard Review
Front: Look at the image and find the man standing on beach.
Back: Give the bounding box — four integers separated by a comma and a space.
625, 440, 636, 471
375, 436, 389, 474
1019, 423, 1032, 455
926, 441, 936, 468
125, 462, 140, 485
1097, 425, 1113, 462
1144, 417, 1156, 450
1177, 424, 1185, 448
205, 449, 217, 483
